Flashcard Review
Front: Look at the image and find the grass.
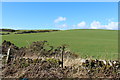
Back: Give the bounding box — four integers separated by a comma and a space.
1, 29, 118, 60
0, 31, 10, 33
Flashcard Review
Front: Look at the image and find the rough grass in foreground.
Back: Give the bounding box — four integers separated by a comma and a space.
1, 40, 120, 78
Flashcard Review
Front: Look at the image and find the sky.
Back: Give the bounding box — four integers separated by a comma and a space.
1, 0, 119, 2
1, 2, 118, 30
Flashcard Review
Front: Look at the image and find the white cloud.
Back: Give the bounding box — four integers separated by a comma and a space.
61, 24, 68, 28
54, 19, 118, 30
77, 21, 86, 27
72, 25, 76, 27
56, 24, 68, 28
106, 18, 114, 22
90, 21, 101, 29
105, 22, 118, 30
54, 17, 66, 23
90, 21, 118, 30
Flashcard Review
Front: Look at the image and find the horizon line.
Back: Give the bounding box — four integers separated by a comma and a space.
0, 28, 118, 31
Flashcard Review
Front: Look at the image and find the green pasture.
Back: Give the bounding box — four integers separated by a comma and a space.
1, 29, 118, 60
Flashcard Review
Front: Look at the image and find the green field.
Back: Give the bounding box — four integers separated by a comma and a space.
1, 29, 118, 60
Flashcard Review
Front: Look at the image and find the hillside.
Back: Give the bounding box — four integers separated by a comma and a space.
1, 29, 118, 60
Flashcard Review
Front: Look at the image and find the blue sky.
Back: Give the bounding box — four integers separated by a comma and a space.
1, 0, 119, 2
1, 2, 118, 30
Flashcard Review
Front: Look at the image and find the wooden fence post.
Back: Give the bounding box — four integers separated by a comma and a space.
61, 46, 65, 68
6, 47, 11, 63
